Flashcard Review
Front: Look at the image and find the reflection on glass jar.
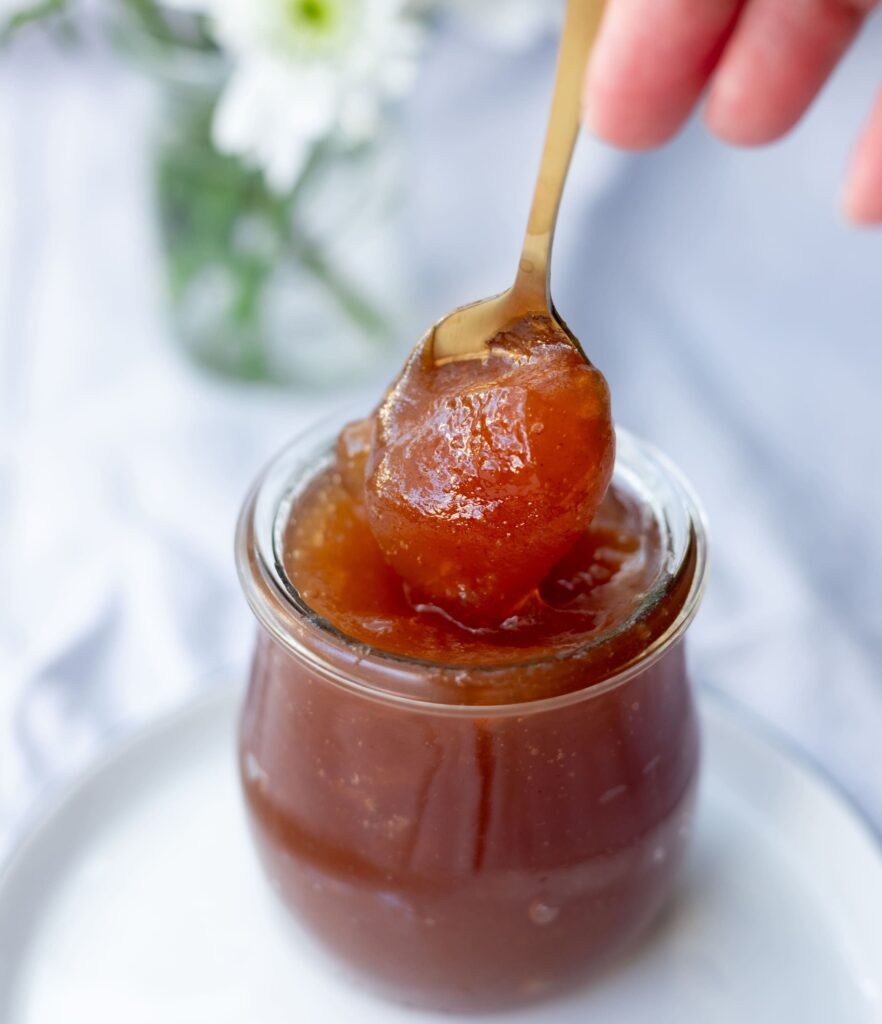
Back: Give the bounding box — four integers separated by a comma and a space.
235, 422, 708, 1012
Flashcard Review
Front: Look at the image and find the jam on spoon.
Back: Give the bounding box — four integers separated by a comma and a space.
337, 316, 613, 624
338, 0, 614, 624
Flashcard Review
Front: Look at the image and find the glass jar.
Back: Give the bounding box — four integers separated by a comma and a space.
235, 420, 708, 1012
117, 10, 415, 388
154, 105, 412, 387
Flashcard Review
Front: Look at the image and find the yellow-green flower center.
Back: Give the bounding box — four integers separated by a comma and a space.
290, 0, 333, 29
284, 0, 353, 50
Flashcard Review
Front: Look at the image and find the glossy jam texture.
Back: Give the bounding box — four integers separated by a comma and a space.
285, 465, 670, 673
338, 314, 615, 624
240, 631, 699, 1011
239, 316, 702, 1009
241, 435, 701, 1011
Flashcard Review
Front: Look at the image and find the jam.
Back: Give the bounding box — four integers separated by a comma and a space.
342, 314, 614, 625
236, 423, 706, 1011
286, 464, 680, 674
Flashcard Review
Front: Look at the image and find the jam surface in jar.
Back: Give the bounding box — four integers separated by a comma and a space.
285, 460, 681, 677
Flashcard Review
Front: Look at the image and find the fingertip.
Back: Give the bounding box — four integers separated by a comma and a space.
839, 175, 882, 227
839, 87, 882, 227
584, 109, 681, 151
702, 0, 862, 150
581, 0, 740, 153
703, 72, 794, 147
583, 75, 687, 151
703, 106, 789, 148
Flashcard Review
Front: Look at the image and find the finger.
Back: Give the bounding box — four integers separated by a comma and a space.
584, 0, 744, 149
842, 84, 882, 224
705, 0, 877, 145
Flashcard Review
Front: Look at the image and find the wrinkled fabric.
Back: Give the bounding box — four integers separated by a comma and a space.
2, 20, 882, 858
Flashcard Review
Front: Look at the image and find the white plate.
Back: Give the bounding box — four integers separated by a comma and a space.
0, 685, 880, 1024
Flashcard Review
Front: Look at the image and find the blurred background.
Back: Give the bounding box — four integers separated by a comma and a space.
1, 0, 881, 858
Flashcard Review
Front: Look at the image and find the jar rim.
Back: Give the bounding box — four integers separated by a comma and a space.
235, 412, 709, 713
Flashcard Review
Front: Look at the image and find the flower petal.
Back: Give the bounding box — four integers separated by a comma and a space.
212, 59, 337, 191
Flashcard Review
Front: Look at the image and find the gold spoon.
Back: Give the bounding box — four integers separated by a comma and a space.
430, 0, 605, 364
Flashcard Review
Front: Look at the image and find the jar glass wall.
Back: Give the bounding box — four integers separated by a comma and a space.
235, 421, 708, 1012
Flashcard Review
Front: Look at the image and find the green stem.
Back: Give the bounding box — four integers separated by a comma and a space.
279, 142, 391, 343
292, 232, 390, 340
116, 0, 215, 52
1, 0, 69, 41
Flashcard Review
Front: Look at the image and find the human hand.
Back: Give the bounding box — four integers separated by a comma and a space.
583, 0, 882, 224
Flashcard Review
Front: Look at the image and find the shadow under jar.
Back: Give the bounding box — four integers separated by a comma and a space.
236, 423, 708, 1013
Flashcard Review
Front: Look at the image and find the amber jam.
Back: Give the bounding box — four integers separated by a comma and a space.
345, 316, 615, 625
236, 424, 707, 1012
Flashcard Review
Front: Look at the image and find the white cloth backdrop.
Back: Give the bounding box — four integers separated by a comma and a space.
2, 18, 882, 857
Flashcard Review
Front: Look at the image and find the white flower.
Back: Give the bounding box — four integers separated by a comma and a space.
164, 0, 424, 191
210, 59, 336, 192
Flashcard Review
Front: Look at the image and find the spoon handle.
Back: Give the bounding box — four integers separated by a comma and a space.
512, 0, 606, 308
